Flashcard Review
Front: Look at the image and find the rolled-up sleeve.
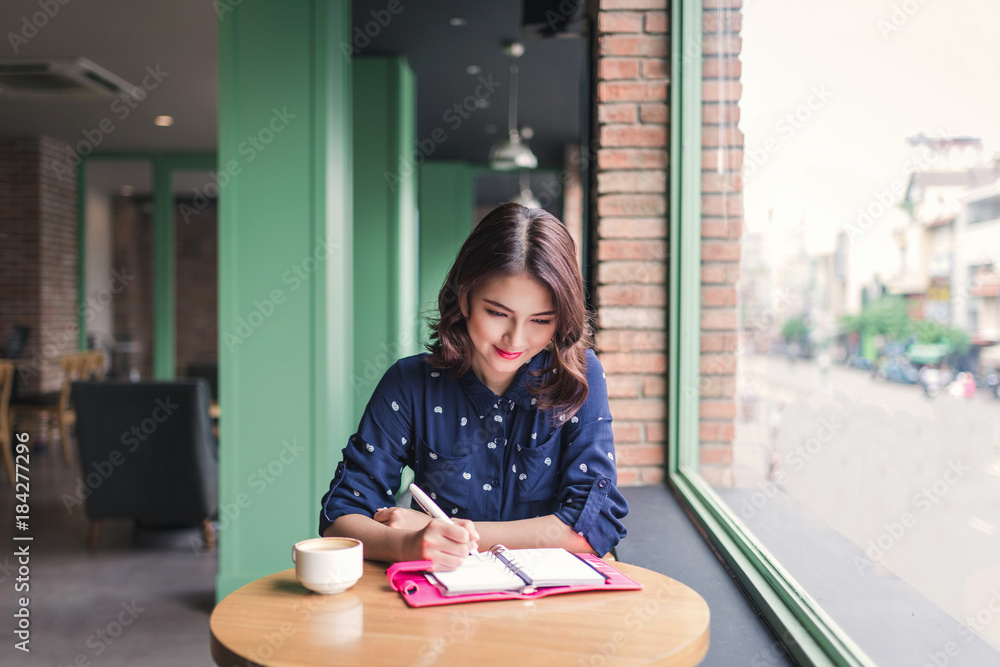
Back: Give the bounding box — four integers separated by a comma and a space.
553, 350, 629, 555
319, 361, 413, 536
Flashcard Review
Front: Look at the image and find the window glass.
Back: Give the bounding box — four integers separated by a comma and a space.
695, 1, 1000, 660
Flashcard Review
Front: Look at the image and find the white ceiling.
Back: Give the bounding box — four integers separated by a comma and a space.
0, 0, 218, 151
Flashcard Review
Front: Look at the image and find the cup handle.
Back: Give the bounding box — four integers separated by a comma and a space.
291, 546, 296, 563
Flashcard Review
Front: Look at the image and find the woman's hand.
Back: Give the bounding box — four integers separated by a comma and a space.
403, 518, 480, 571
373, 506, 433, 531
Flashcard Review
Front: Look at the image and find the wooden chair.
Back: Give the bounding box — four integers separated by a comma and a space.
10, 351, 106, 466
0, 362, 14, 484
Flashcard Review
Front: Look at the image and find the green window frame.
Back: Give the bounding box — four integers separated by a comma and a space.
667, 3, 874, 665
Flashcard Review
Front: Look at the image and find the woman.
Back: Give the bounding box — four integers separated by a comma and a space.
319, 203, 628, 570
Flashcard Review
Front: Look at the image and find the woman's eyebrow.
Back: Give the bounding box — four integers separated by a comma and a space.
483, 298, 555, 317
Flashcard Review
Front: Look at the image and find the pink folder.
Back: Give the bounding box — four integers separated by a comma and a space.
386, 553, 643, 608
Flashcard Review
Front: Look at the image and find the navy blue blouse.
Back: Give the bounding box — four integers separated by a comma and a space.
318, 348, 628, 555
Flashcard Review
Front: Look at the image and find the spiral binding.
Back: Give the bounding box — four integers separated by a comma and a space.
486, 544, 522, 568
487, 544, 534, 589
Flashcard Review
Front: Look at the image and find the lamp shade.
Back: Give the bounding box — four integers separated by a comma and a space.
489, 131, 538, 170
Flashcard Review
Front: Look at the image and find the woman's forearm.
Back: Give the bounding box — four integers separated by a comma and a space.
325, 513, 409, 562
326, 512, 479, 570
326, 513, 596, 562
472, 515, 598, 555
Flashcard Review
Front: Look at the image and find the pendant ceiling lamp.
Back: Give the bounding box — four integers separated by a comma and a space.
489, 42, 538, 171
512, 169, 542, 209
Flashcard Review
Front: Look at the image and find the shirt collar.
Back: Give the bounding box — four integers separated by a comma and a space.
458, 350, 549, 415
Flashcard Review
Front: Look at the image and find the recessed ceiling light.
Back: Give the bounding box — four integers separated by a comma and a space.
449, 17, 466, 27
466, 65, 481, 75
475, 98, 490, 109
154, 115, 173, 127
120, 185, 133, 196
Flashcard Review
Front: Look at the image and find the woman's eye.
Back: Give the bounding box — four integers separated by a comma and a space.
487, 309, 506, 317
534, 319, 552, 326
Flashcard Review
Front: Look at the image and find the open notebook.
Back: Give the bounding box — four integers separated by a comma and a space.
427, 545, 609, 595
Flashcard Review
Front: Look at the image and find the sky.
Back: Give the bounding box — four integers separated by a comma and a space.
738, 0, 1000, 280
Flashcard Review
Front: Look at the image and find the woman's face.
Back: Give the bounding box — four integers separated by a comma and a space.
461, 273, 557, 396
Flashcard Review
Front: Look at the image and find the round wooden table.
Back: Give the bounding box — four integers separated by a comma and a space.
211, 560, 710, 666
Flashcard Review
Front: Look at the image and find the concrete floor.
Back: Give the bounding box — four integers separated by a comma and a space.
0, 441, 217, 667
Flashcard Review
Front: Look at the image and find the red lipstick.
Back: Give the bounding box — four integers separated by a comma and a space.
494, 346, 522, 360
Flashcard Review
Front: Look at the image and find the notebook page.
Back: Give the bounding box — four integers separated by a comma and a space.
428, 552, 526, 595
507, 548, 608, 587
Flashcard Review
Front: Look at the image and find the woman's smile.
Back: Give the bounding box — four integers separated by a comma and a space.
462, 273, 557, 395
494, 346, 523, 360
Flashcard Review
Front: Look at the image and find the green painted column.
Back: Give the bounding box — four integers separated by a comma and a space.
216, 0, 352, 600
152, 162, 175, 379
351, 57, 419, 428
154, 154, 216, 378
417, 161, 475, 347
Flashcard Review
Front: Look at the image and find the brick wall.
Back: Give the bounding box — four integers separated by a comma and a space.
109, 195, 218, 380
593, 0, 670, 486
38, 136, 80, 392
0, 139, 43, 390
593, 0, 742, 486
0, 136, 78, 394
698, 0, 742, 487
175, 199, 218, 376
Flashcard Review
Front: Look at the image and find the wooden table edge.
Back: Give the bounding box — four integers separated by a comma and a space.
210, 560, 711, 667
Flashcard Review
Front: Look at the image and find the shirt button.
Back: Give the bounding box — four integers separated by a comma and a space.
495, 437, 506, 447
492, 479, 500, 486
598, 479, 607, 488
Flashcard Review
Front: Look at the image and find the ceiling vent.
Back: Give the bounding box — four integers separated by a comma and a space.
0, 57, 140, 99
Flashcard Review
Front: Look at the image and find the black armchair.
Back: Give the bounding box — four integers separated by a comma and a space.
70, 379, 218, 550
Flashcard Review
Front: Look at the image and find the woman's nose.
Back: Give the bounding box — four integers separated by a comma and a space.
504, 322, 527, 349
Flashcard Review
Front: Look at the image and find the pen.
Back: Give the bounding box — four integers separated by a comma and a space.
408, 483, 476, 556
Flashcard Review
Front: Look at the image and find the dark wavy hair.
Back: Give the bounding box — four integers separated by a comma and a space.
425, 203, 595, 422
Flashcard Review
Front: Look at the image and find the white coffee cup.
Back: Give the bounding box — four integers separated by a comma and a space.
291, 537, 363, 594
